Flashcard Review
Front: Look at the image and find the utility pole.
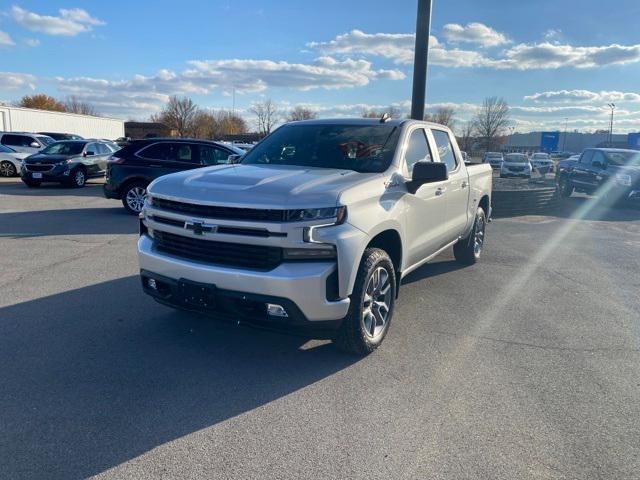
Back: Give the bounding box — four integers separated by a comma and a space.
607, 103, 615, 146
410, 0, 433, 120
562, 117, 568, 151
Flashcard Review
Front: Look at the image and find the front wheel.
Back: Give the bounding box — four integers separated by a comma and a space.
122, 181, 148, 215
334, 248, 396, 355
0, 161, 17, 177
556, 177, 573, 198
67, 168, 86, 188
454, 207, 486, 265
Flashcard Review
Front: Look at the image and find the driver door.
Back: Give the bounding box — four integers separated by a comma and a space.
402, 127, 448, 268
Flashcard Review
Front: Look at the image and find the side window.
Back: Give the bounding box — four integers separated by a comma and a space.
86, 143, 98, 155
95, 144, 108, 155
591, 151, 606, 167
175, 144, 196, 163
404, 129, 432, 175
199, 145, 232, 165
431, 129, 458, 171
580, 150, 594, 164
2, 134, 24, 147
138, 143, 175, 161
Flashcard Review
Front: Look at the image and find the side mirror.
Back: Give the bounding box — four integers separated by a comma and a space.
227, 154, 242, 164
407, 161, 448, 194
30, 142, 40, 148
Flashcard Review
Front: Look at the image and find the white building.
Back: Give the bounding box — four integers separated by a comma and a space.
0, 105, 124, 139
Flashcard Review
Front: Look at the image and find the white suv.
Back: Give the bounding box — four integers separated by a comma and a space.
0, 132, 54, 154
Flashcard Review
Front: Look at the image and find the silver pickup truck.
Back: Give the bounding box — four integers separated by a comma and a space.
138, 119, 492, 354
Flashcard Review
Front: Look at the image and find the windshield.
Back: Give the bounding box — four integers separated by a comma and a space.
241, 124, 400, 173
41, 141, 86, 156
532, 153, 549, 159
38, 136, 55, 146
487, 153, 502, 159
505, 154, 528, 163
604, 151, 640, 167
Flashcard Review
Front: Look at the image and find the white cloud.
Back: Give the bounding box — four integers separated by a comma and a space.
11, 6, 105, 37
53, 56, 404, 117
24, 38, 40, 47
309, 30, 640, 70
442, 22, 509, 47
0, 30, 15, 47
0, 71, 36, 89
497, 42, 640, 69
525, 89, 640, 104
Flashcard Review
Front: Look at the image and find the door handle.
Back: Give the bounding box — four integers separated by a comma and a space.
435, 187, 447, 196
461, 181, 468, 189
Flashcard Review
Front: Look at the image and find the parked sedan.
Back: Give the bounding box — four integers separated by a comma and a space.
500, 153, 532, 178
0, 144, 29, 177
21, 140, 114, 188
103, 138, 245, 214
530, 152, 554, 174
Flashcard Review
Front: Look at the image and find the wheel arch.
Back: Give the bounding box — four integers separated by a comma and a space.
364, 229, 403, 298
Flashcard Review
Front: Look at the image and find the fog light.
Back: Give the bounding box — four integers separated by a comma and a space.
147, 278, 157, 290
266, 303, 288, 317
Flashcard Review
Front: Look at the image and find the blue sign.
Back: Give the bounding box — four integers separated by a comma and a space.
628, 133, 640, 150
540, 131, 560, 152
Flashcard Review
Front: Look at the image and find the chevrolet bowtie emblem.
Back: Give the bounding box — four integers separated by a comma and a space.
184, 220, 217, 235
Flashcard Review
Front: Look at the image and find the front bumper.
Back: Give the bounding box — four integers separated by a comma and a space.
138, 234, 350, 323
21, 164, 70, 182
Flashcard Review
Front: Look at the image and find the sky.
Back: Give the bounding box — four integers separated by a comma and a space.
1, 0, 640, 133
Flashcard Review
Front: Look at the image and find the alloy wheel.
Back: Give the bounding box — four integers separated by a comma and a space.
474, 214, 485, 256
361, 266, 392, 340
126, 186, 147, 213
0, 162, 16, 177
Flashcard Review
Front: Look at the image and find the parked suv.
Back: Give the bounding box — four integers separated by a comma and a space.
0, 132, 54, 154
37, 132, 84, 141
483, 152, 504, 169
21, 140, 114, 188
138, 119, 493, 354
0, 144, 29, 177
104, 138, 245, 214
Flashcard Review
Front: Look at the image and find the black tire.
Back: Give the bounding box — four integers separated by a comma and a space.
333, 248, 396, 355
22, 178, 41, 188
0, 161, 17, 177
121, 180, 148, 215
556, 176, 573, 198
66, 167, 87, 188
454, 207, 487, 266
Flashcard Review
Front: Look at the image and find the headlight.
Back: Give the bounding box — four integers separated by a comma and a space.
285, 206, 347, 223
615, 174, 632, 187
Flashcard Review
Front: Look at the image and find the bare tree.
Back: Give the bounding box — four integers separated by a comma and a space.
190, 111, 218, 139
457, 121, 475, 152
251, 99, 279, 136
216, 110, 248, 136
473, 97, 510, 151
17, 94, 66, 112
287, 106, 318, 122
64, 96, 99, 116
151, 96, 199, 137
425, 107, 456, 129
362, 106, 401, 119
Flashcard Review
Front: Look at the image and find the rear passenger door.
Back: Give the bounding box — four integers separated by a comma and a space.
136, 142, 200, 180
430, 128, 469, 242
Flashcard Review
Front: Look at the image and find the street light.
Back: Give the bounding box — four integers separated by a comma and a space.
607, 103, 616, 146
562, 117, 568, 151
410, 0, 433, 120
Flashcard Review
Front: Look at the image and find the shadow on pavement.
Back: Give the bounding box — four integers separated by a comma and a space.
0, 207, 137, 237
0, 179, 106, 198
401, 259, 467, 286
0, 276, 358, 479
554, 196, 640, 222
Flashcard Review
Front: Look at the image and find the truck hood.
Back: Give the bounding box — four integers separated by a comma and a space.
148, 164, 377, 209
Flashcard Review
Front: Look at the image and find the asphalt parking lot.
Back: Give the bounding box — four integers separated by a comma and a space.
1, 176, 639, 480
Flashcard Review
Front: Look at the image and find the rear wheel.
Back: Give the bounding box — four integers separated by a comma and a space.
0, 161, 17, 177
334, 248, 396, 355
454, 207, 486, 266
67, 167, 86, 188
121, 181, 148, 215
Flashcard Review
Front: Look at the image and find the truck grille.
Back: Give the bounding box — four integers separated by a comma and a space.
25, 164, 54, 172
153, 230, 283, 271
153, 198, 286, 222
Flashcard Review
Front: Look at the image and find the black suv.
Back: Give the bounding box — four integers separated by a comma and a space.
21, 140, 117, 188
103, 138, 244, 214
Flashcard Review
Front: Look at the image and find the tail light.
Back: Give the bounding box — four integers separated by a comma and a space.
108, 155, 125, 164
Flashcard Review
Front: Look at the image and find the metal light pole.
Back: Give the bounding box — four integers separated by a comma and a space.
410, 0, 433, 120
607, 103, 615, 146
562, 117, 568, 151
